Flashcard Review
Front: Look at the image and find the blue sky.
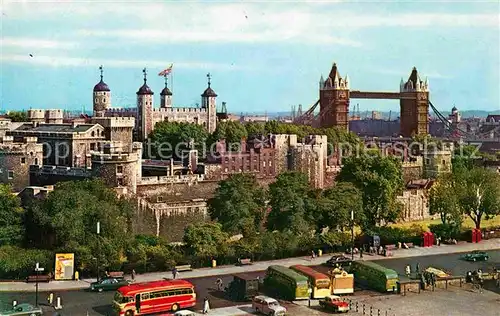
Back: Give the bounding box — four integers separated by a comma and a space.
1, 0, 499, 114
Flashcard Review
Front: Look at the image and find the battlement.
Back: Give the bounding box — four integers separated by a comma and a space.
46, 109, 64, 119
91, 151, 139, 163
155, 107, 207, 114
92, 116, 135, 128
0, 136, 41, 153
30, 164, 92, 176
140, 174, 205, 185
105, 108, 137, 114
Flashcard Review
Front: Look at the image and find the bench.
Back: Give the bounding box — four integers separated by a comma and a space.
385, 244, 397, 251
26, 274, 50, 283
108, 271, 124, 278
238, 258, 252, 266
175, 265, 192, 272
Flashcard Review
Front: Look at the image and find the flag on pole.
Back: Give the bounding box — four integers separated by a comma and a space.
158, 64, 173, 76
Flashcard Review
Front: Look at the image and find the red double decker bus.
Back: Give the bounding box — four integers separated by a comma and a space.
113, 279, 196, 315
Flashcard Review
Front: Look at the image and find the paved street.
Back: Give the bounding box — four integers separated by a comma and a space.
1, 249, 498, 315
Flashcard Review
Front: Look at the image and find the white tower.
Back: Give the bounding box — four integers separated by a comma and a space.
93, 65, 111, 117
136, 68, 154, 141
201, 73, 217, 133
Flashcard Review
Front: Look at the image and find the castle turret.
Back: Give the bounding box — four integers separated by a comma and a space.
319, 75, 325, 90
319, 62, 350, 130
160, 75, 173, 108
400, 67, 430, 137
137, 68, 154, 141
93, 65, 111, 117
201, 73, 217, 133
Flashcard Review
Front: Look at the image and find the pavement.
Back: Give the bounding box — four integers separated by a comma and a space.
1, 238, 499, 292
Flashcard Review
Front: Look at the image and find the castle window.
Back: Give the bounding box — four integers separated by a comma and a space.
263, 161, 266, 167
425, 158, 430, 165
21, 157, 26, 164
269, 160, 272, 167
95, 98, 98, 103
157, 196, 163, 202
91, 131, 95, 137
90, 143, 96, 150
8, 170, 13, 179
101, 131, 105, 137
117, 165, 123, 174
117, 178, 124, 186
35, 158, 38, 165
442, 159, 446, 165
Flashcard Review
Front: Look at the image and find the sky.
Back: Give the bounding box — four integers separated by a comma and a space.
0, 0, 499, 115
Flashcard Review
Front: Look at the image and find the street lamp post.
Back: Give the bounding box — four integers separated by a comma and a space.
96, 221, 100, 282
34, 262, 44, 307
351, 210, 355, 261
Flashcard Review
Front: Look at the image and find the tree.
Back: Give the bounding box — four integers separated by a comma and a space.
429, 173, 462, 226
6, 111, 28, 122
0, 185, 24, 246
454, 166, 500, 229
24, 180, 135, 269
266, 172, 314, 233
183, 222, 228, 259
147, 121, 209, 159
211, 121, 248, 151
208, 174, 266, 235
244, 122, 265, 137
336, 154, 404, 229
319, 182, 364, 230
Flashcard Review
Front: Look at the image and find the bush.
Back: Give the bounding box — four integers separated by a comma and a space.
0, 246, 53, 280
366, 225, 425, 245
429, 223, 461, 240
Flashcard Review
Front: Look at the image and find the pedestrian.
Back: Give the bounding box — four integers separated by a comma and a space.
172, 267, 178, 280
131, 269, 136, 281
405, 264, 411, 278
216, 278, 223, 291
203, 297, 210, 314
420, 273, 426, 290
311, 250, 316, 260
415, 262, 420, 274
360, 247, 363, 258
105, 270, 109, 278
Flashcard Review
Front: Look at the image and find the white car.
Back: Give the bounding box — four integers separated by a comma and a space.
173, 310, 195, 316
252, 295, 287, 316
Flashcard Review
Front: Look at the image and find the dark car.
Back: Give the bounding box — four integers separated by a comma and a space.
0, 303, 43, 316
326, 255, 352, 267
90, 277, 131, 292
225, 274, 260, 301
463, 251, 489, 262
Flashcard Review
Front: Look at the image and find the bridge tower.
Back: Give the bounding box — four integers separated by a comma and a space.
319, 63, 350, 130
400, 67, 429, 137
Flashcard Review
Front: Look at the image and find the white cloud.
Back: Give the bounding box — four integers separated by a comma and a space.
0, 37, 78, 49
0, 54, 251, 70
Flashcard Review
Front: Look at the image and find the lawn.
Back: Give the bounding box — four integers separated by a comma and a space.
390, 216, 500, 231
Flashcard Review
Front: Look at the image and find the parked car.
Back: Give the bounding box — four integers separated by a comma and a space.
326, 255, 352, 267
225, 274, 260, 301
0, 303, 43, 316
252, 295, 287, 316
319, 295, 350, 313
90, 277, 131, 292
173, 311, 196, 316
463, 251, 489, 262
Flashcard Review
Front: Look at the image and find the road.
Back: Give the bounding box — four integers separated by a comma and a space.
1, 250, 498, 315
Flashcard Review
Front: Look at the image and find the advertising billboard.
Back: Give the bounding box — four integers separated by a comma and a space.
54, 253, 75, 280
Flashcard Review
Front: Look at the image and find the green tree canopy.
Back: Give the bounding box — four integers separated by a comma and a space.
453, 165, 500, 229
266, 172, 314, 233
429, 173, 462, 226
211, 121, 248, 151
183, 222, 228, 259
24, 180, 135, 269
318, 182, 364, 230
244, 122, 266, 137
148, 121, 209, 159
6, 111, 28, 122
208, 174, 266, 235
336, 154, 404, 229
0, 185, 24, 246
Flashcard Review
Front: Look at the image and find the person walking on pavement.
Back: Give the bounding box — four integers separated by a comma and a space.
131, 269, 136, 282
415, 262, 420, 274
359, 247, 363, 258
311, 250, 316, 261
216, 278, 223, 291
172, 267, 178, 280
405, 264, 411, 278
203, 297, 210, 314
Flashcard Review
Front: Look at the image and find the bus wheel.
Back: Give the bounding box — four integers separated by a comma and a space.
171, 303, 180, 312
125, 311, 134, 316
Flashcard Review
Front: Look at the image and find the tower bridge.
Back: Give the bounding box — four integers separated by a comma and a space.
294, 63, 431, 138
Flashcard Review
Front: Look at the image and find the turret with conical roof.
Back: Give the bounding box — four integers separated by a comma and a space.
160, 75, 172, 108
137, 68, 154, 141
402, 67, 428, 92
201, 73, 217, 133
93, 65, 111, 117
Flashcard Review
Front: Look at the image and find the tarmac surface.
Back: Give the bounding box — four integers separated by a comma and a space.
1, 248, 498, 315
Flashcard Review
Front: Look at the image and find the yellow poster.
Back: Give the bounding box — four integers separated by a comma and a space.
54, 253, 75, 280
